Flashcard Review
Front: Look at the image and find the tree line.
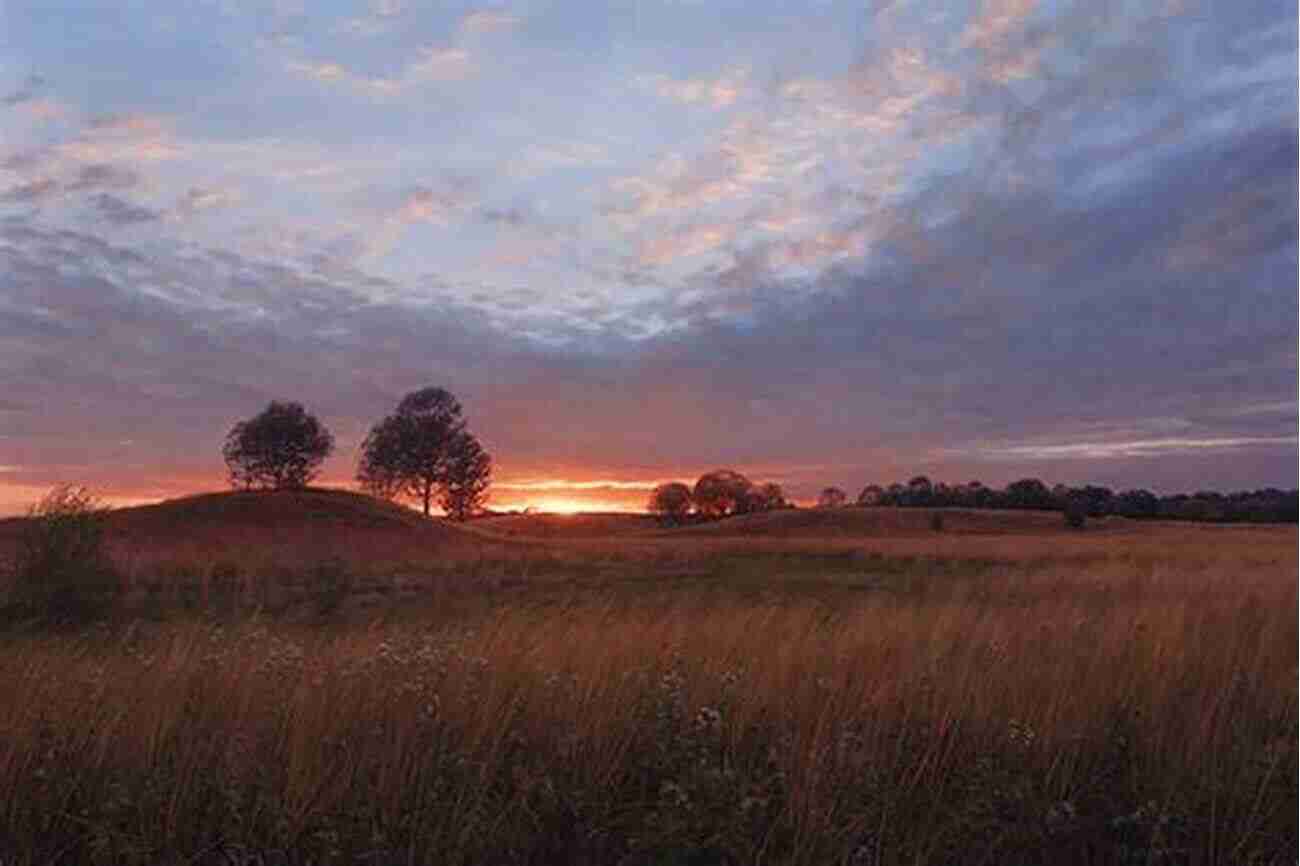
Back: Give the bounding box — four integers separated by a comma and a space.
222, 387, 491, 520
850, 476, 1298, 524
221, 391, 1295, 525
653, 472, 1298, 525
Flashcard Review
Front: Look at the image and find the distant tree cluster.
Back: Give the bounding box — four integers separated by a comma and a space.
221, 387, 492, 521
848, 476, 1297, 524
648, 469, 792, 523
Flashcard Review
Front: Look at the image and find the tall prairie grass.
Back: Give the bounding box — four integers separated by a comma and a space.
0, 549, 1294, 864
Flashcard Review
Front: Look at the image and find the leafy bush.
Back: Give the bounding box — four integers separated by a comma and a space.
11, 486, 118, 622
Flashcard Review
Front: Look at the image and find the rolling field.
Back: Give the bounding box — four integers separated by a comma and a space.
0, 490, 1295, 864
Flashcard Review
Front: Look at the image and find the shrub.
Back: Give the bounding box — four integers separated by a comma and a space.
1063, 498, 1088, 530
311, 556, 353, 618
10, 486, 118, 622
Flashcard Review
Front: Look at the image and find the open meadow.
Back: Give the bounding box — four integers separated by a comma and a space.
0, 489, 1295, 865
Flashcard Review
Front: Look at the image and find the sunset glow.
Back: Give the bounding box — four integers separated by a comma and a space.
496, 495, 641, 516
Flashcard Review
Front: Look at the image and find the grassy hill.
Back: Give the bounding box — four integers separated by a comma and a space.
0, 487, 511, 577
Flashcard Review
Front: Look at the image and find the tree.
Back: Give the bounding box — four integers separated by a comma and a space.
856, 484, 884, 506
752, 482, 788, 511
357, 387, 491, 518
693, 470, 754, 519
1004, 478, 1054, 510
438, 431, 492, 521
648, 482, 693, 522
223, 401, 334, 490
817, 486, 847, 508
903, 475, 933, 507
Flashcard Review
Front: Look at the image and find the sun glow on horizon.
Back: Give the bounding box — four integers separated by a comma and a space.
495, 495, 643, 515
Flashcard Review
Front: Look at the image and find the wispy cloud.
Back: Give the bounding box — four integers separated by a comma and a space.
89, 192, 159, 225
461, 10, 521, 33
953, 436, 1300, 461
285, 44, 471, 95
0, 177, 59, 203
638, 223, 732, 266
640, 67, 749, 109
176, 185, 243, 216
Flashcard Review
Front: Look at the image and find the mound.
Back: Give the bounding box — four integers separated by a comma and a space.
114, 488, 443, 535
664, 506, 1116, 538
0, 488, 506, 571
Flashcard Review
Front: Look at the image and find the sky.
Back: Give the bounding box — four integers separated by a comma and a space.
1, 0, 1297, 515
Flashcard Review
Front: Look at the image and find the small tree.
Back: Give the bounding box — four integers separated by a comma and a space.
223, 401, 334, 490
648, 482, 693, 523
693, 470, 754, 519
817, 486, 847, 509
358, 387, 491, 518
12, 486, 118, 621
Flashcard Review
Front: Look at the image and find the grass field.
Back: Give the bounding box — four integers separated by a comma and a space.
0, 489, 1294, 864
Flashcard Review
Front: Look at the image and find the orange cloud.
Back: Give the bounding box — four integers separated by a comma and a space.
638, 224, 731, 266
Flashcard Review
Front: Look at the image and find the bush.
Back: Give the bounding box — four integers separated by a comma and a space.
10, 486, 118, 622
1063, 499, 1088, 530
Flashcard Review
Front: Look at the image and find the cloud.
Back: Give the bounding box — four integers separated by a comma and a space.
286, 60, 348, 82
461, 10, 522, 33
2, 74, 46, 106
335, 0, 407, 36
506, 138, 611, 179
176, 186, 243, 216
961, 0, 1045, 81
946, 436, 1299, 462
641, 68, 749, 109
285, 43, 471, 96
67, 163, 139, 191
407, 46, 471, 81
638, 223, 732, 266
89, 193, 160, 225
482, 207, 527, 226
56, 114, 181, 163
347, 179, 481, 262
1, 177, 59, 203
394, 181, 474, 224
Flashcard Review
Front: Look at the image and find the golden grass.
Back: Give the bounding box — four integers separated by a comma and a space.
0, 494, 1294, 863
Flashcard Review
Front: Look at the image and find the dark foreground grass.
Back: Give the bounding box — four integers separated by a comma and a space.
0, 545, 1295, 866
